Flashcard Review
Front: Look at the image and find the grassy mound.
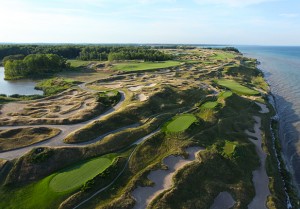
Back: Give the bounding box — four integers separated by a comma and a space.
165, 114, 197, 133
0, 127, 60, 152
35, 77, 81, 96
216, 79, 259, 95
49, 155, 115, 192
112, 61, 181, 71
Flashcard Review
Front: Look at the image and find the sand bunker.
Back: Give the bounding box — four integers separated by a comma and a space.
145, 83, 157, 88
210, 192, 236, 209
136, 94, 148, 102
102, 83, 123, 89
246, 116, 270, 209
131, 146, 203, 209
255, 102, 269, 114
128, 86, 144, 91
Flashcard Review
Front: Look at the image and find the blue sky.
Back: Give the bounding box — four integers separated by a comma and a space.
0, 0, 299, 45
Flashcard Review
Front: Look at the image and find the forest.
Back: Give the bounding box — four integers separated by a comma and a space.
0, 45, 173, 62
4, 54, 68, 80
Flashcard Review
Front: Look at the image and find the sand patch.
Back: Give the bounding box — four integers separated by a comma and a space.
102, 83, 123, 89
210, 192, 235, 209
255, 102, 269, 114
246, 116, 270, 209
128, 86, 144, 91
145, 83, 157, 88
136, 94, 148, 102
131, 146, 204, 209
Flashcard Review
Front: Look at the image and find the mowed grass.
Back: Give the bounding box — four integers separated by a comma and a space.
49, 155, 115, 192
210, 52, 236, 61
0, 153, 117, 209
216, 79, 259, 95
67, 60, 94, 68
223, 141, 237, 156
166, 114, 197, 133
112, 61, 181, 71
218, 91, 233, 99
201, 101, 218, 109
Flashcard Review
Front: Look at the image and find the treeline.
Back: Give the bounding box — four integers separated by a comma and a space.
0, 45, 173, 62
204, 47, 240, 53
4, 54, 68, 80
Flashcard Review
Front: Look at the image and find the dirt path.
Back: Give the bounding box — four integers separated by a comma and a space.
246, 116, 270, 209
131, 146, 204, 209
0, 91, 126, 160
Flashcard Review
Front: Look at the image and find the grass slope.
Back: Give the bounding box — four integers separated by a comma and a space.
112, 61, 181, 71
0, 127, 60, 152
216, 79, 259, 95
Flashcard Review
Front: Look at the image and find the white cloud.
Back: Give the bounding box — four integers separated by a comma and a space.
194, 0, 277, 7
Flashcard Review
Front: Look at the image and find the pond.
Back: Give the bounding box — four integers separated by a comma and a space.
0, 67, 43, 96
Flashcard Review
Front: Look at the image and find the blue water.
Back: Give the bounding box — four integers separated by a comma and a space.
0, 67, 43, 96
237, 46, 300, 193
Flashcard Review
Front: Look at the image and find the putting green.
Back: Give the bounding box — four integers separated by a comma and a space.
216, 79, 259, 95
201, 101, 218, 109
49, 157, 113, 192
166, 114, 197, 133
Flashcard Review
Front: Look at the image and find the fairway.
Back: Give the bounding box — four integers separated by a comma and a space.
112, 61, 181, 71
166, 114, 197, 133
201, 101, 218, 109
216, 79, 259, 95
49, 156, 114, 192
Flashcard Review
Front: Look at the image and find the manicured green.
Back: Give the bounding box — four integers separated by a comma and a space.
216, 79, 259, 95
49, 156, 114, 192
166, 114, 197, 133
112, 61, 181, 71
201, 101, 218, 109
223, 141, 237, 156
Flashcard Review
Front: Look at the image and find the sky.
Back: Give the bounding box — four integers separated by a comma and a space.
0, 0, 299, 45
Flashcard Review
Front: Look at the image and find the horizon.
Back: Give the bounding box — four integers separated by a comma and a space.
0, 0, 300, 45
0, 42, 299, 47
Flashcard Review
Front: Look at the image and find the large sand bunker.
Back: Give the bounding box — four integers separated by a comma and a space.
131, 146, 204, 209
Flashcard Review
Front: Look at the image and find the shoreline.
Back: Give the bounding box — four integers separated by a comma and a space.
268, 92, 298, 206
256, 63, 298, 207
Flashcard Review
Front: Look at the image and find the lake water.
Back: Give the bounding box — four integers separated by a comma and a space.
237, 46, 300, 193
0, 67, 43, 95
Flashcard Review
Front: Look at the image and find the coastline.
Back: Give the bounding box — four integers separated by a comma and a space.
254, 60, 299, 208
